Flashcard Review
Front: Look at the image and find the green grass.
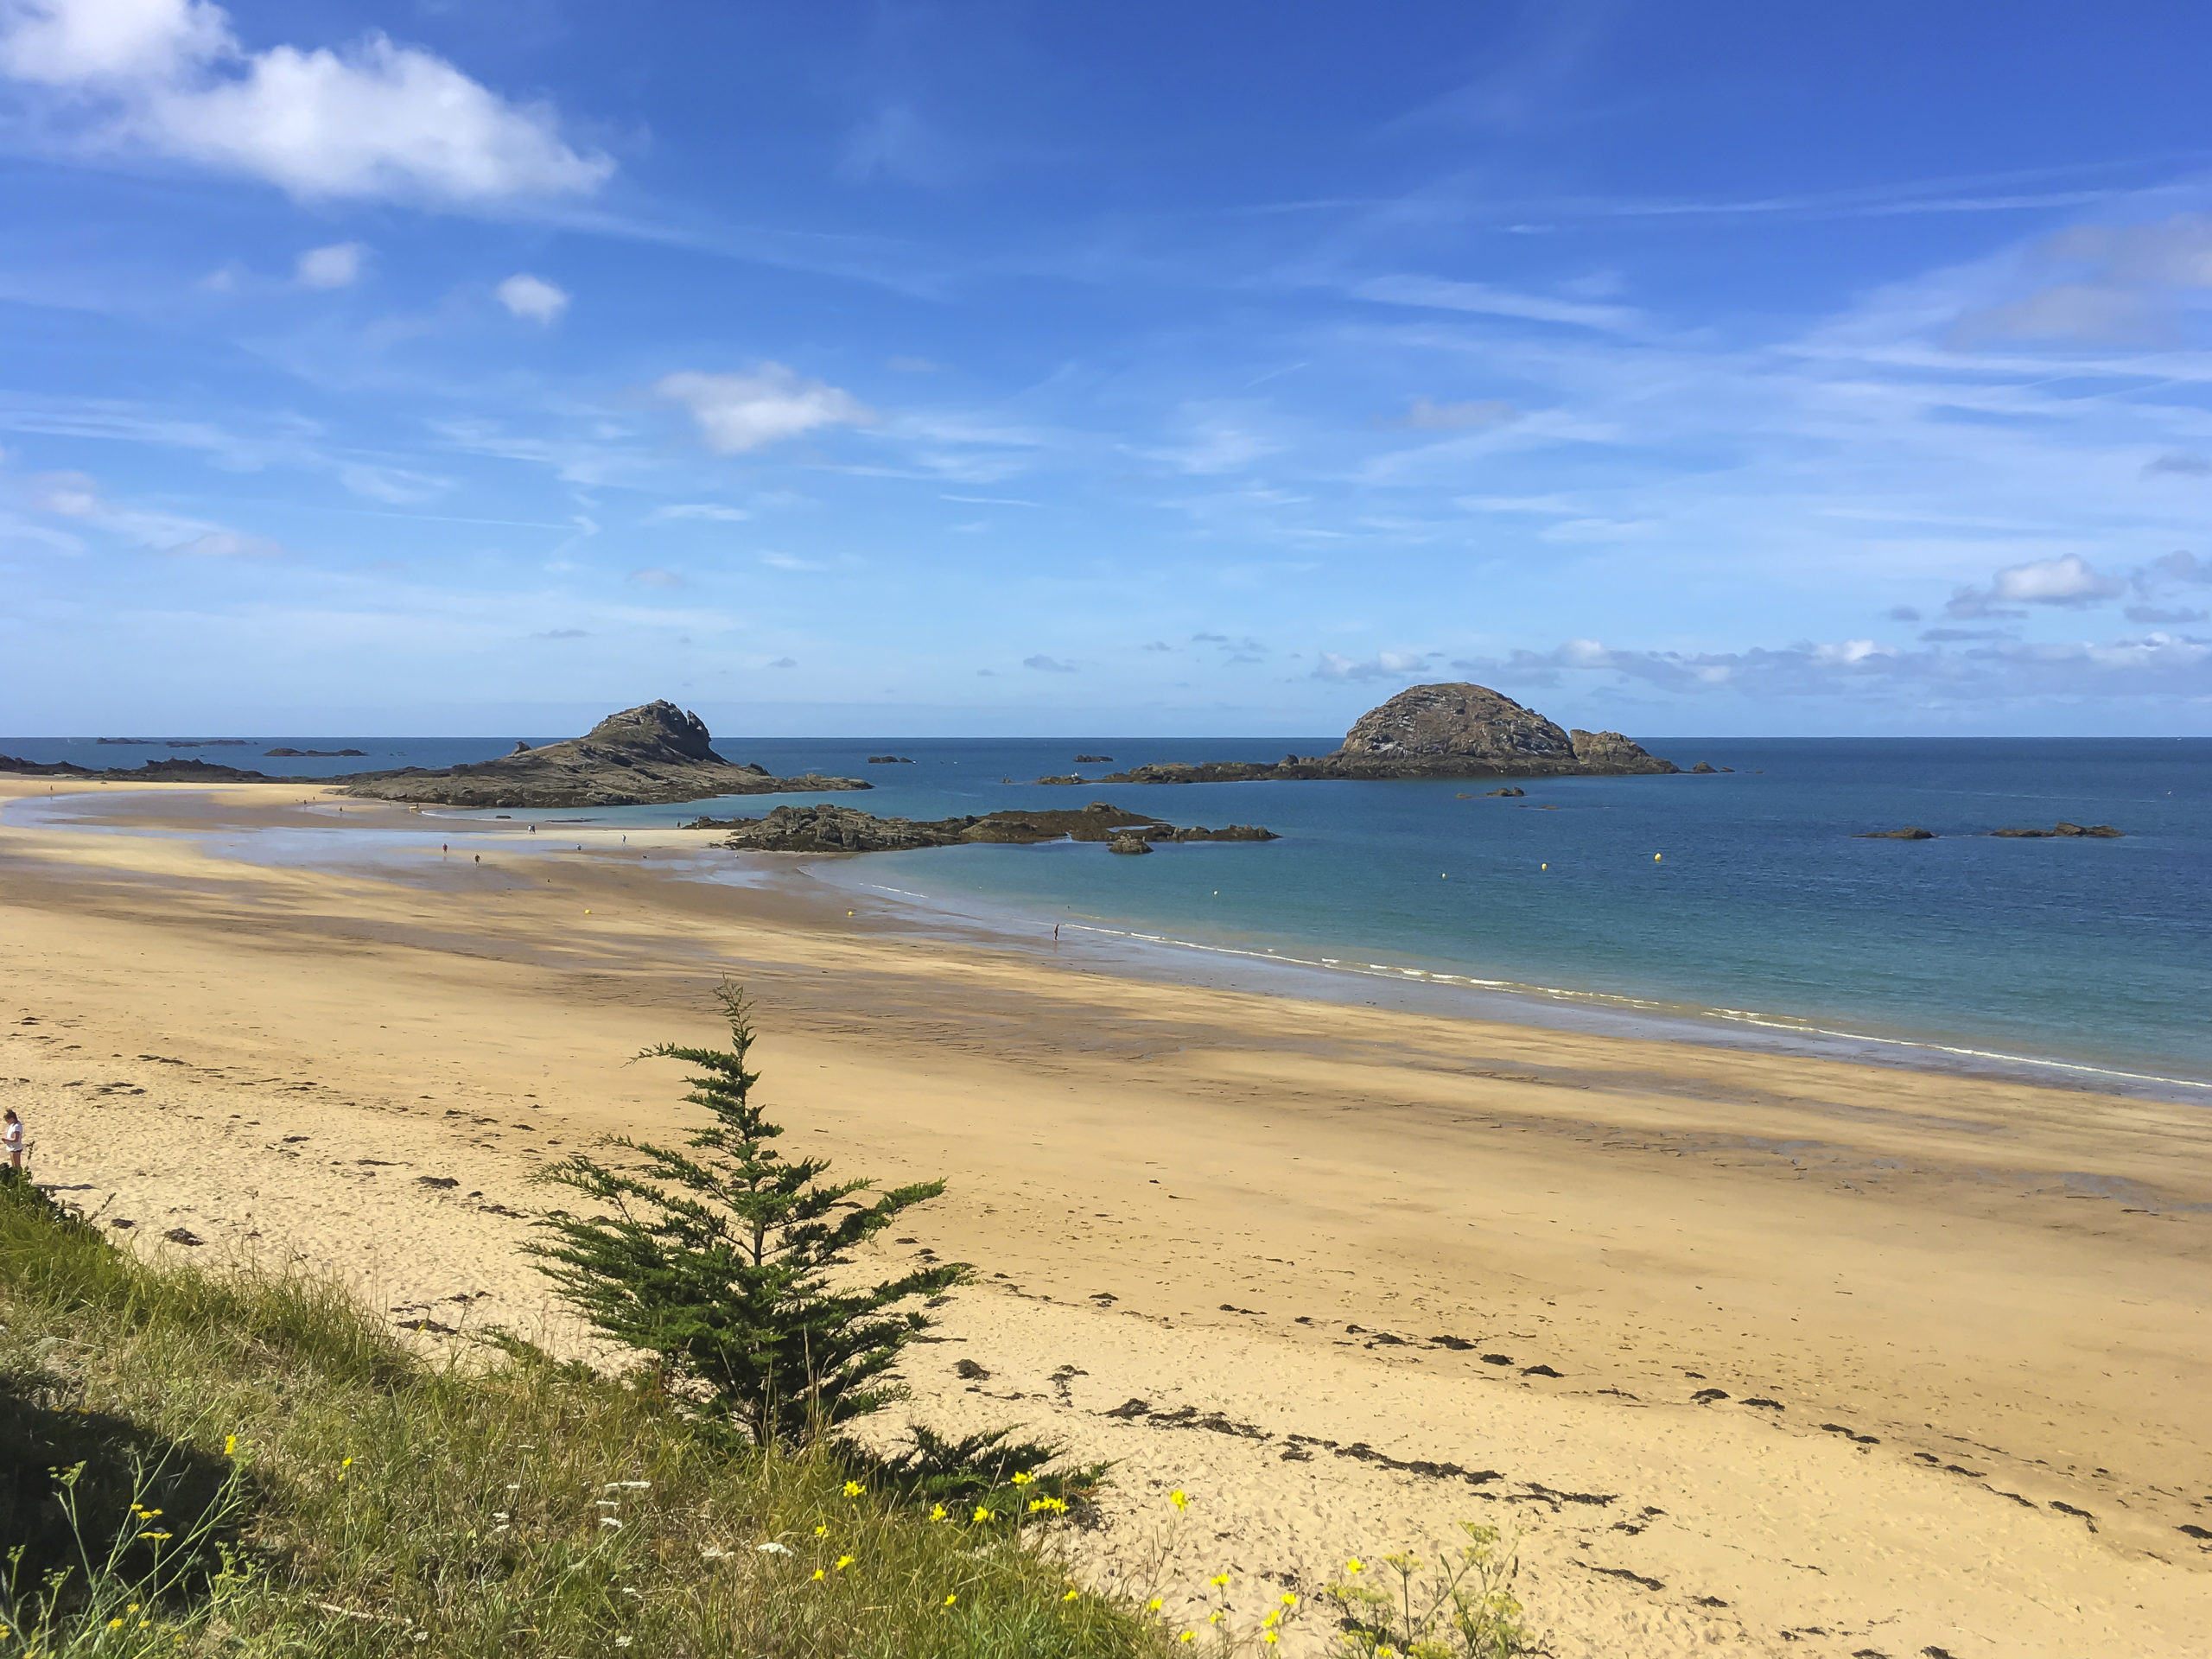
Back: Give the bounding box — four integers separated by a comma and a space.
0, 1169, 1170, 1659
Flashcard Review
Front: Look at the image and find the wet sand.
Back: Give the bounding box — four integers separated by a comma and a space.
3, 777, 2209, 1656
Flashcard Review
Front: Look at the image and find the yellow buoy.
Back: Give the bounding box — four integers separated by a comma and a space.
1654, 852, 1662, 861
1541, 863, 1548, 870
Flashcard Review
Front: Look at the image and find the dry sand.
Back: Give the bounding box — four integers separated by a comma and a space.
2, 776, 2209, 1656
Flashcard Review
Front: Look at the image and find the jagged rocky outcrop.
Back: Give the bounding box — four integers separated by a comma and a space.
0, 754, 296, 783
1990, 823, 2123, 839
1099, 683, 1676, 784
342, 702, 870, 809
703, 800, 1276, 854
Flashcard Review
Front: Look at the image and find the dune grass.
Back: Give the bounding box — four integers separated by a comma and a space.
0, 1168, 1168, 1658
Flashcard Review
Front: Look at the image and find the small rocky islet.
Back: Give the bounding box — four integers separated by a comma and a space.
697, 801, 1276, 854
1855, 823, 2124, 841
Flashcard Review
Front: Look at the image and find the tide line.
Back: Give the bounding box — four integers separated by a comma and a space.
1057, 924, 2212, 1095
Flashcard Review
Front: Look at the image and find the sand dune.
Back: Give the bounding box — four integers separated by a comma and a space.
3, 777, 2208, 1656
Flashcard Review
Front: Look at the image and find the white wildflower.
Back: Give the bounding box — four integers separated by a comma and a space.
753, 1541, 792, 1556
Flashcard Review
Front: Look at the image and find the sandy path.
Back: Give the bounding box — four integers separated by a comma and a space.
2, 779, 2208, 1656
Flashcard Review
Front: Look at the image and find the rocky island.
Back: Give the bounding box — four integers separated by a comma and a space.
341, 702, 869, 809
3, 702, 861, 807
1098, 682, 1677, 783
700, 800, 1276, 854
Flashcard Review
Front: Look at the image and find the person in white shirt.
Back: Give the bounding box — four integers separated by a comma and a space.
3, 1109, 22, 1170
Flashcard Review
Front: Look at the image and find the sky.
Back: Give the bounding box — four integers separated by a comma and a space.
3, 0, 2212, 737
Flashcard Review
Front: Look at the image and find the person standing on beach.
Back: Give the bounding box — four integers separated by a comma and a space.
3, 1109, 22, 1170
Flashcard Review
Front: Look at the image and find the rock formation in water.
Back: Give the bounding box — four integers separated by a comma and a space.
1098, 683, 1676, 784
0, 753, 295, 782
342, 702, 870, 809
1989, 823, 2123, 838
702, 800, 1275, 853
1854, 826, 1937, 839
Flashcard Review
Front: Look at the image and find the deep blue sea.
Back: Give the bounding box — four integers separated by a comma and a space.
6, 733, 2207, 1094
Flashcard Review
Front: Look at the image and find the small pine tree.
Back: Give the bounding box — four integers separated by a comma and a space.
529, 987, 970, 1447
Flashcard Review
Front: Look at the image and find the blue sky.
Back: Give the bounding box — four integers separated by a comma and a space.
3, 0, 2212, 737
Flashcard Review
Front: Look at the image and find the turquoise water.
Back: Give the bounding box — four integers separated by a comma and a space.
8, 734, 2207, 1092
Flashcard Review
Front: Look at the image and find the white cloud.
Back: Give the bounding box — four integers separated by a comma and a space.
1450, 626, 2212, 702
646, 503, 751, 524
1948, 553, 2126, 617
1949, 283, 2171, 348
1022, 653, 1077, 672
627, 567, 683, 588
1389, 397, 1516, 431
655, 364, 875, 454
2145, 453, 2211, 479
29, 468, 100, 514
2045, 213, 2212, 288
760, 552, 823, 570
162, 528, 280, 556
1353, 274, 1639, 332
495, 272, 568, 324
337, 461, 448, 505
21, 465, 280, 554
0, 0, 612, 204
295, 240, 362, 288
1313, 650, 1431, 682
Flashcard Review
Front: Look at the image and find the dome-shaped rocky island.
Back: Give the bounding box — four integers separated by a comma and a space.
1100, 682, 1677, 783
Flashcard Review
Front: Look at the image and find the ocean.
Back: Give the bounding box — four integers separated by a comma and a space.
5, 733, 2207, 1096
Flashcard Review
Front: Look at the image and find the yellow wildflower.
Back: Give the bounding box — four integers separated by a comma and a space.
814, 1524, 829, 1537
1147, 1598, 1164, 1613
1344, 1557, 1364, 1574
1178, 1633, 1194, 1645
1063, 1590, 1080, 1602
224, 1436, 237, 1457
1169, 1489, 1188, 1511
836, 1555, 854, 1571
811, 1568, 825, 1582
1264, 1635, 1279, 1647
944, 1592, 957, 1607
1281, 1592, 1299, 1606
1010, 1471, 1031, 1484
1210, 1572, 1230, 1587
929, 1504, 948, 1522
842, 1480, 863, 1497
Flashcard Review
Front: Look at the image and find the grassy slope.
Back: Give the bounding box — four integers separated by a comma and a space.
0, 1170, 1168, 1658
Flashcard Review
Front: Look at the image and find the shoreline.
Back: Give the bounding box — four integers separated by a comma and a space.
13, 778, 2212, 1105
4, 778, 2211, 1656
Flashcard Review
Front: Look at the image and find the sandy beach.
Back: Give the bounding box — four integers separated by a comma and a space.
3, 777, 2208, 1657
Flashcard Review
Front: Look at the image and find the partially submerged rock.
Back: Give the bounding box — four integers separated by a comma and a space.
705, 800, 1276, 854
1100, 683, 1676, 784
343, 702, 870, 809
1990, 823, 2123, 839
1855, 827, 1937, 840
